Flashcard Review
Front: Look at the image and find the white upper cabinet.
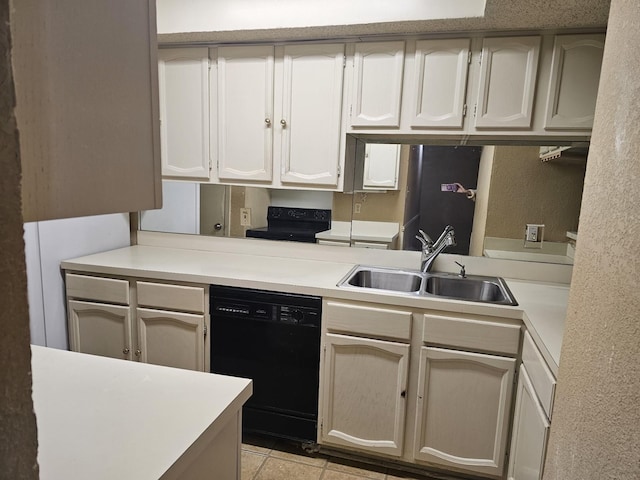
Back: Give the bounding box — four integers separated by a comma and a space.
410, 38, 471, 129
277, 44, 346, 187
350, 41, 405, 128
14, 0, 162, 221
158, 48, 211, 179
544, 34, 605, 130
363, 144, 401, 190
474, 36, 541, 129
216, 46, 274, 181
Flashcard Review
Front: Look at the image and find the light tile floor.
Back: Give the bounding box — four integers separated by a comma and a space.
241, 435, 449, 480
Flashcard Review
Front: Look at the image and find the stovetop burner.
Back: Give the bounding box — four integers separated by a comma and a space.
245, 207, 331, 243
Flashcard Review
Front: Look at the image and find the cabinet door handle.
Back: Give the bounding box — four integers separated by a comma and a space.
401, 390, 406, 398
280, 119, 287, 127
265, 118, 271, 126
135, 349, 141, 357
123, 347, 130, 355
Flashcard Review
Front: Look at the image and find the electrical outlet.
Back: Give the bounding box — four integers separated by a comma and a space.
354, 203, 362, 214
240, 208, 251, 226
526, 225, 538, 242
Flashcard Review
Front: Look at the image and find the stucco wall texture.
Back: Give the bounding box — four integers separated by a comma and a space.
0, 0, 39, 477
543, 0, 640, 479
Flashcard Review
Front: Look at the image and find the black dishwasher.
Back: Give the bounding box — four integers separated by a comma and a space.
210, 285, 321, 442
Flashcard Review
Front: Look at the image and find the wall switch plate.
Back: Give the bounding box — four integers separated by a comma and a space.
240, 208, 251, 226
354, 203, 362, 214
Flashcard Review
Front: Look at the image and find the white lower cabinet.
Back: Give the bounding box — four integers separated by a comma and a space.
66, 273, 208, 372
319, 300, 522, 478
507, 365, 550, 480
319, 300, 412, 457
507, 331, 556, 480
68, 300, 133, 360
413, 347, 516, 477
137, 308, 205, 371
321, 333, 409, 457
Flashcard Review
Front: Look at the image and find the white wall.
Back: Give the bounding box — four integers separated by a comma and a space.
140, 181, 200, 234
24, 214, 130, 349
469, 146, 494, 256
270, 189, 333, 209
156, 0, 485, 34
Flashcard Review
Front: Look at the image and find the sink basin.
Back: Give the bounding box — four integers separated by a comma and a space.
424, 274, 518, 306
338, 266, 518, 306
338, 266, 423, 293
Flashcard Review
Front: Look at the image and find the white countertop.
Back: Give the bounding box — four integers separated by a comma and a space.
316, 221, 351, 242
351, 220, 399, 243
315, 220, 400, 243
32, 345, 252, 480
62, 244, 567, 375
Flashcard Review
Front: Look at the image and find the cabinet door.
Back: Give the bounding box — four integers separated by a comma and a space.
277, 44, 345, 187
14, 0, 162, 221
137, 308, 205, 371
158, 48, 210, 179
544, 34, 605, 130
507, 366, 550, 480
363, 144, 400, 190
320, 333, 409, 457
410, 38, 471, 129
475, 36, 541, 129
217, 46, 274, 181
68, 300, 132, 360
350, 41, 405, 127
414, 347, 515, 477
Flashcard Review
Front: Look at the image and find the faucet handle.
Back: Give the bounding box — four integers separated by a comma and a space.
418, 229, 433, 245
415, 235, 428, 249
455, 261, 466, 278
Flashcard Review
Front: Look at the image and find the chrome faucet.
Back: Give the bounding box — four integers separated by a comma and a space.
415, 226, 456, 273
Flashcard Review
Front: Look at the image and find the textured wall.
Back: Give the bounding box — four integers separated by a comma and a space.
0, 0, 39, 476
543, 0, 640, 478
485, 146, 586, 242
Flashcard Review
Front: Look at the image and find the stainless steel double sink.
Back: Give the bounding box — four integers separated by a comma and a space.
337, 265, 518, 306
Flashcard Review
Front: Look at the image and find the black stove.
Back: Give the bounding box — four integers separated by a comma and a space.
245, 207, 331, 243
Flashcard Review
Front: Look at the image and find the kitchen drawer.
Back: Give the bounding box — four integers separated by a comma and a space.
66, 273, 130, 305
324, 300, 412, 341
351, 241, 390, 249
422, 313, 521, 356
522, 331, 556, 418
136, 281, 205, 314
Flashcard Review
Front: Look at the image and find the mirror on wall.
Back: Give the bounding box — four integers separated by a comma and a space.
139, 141, 587, 265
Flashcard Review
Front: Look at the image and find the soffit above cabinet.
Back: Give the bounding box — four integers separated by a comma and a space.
156, 0, 609, 44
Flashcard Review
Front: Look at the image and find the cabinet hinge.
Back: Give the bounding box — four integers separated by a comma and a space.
337, 165, 341, 178
343, 55, 346, 68
473, 104, 477, 117
479, 51, 483, 64
462, 104, 467, 117
467, 50, 472, 64
204, 324, 207, 338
